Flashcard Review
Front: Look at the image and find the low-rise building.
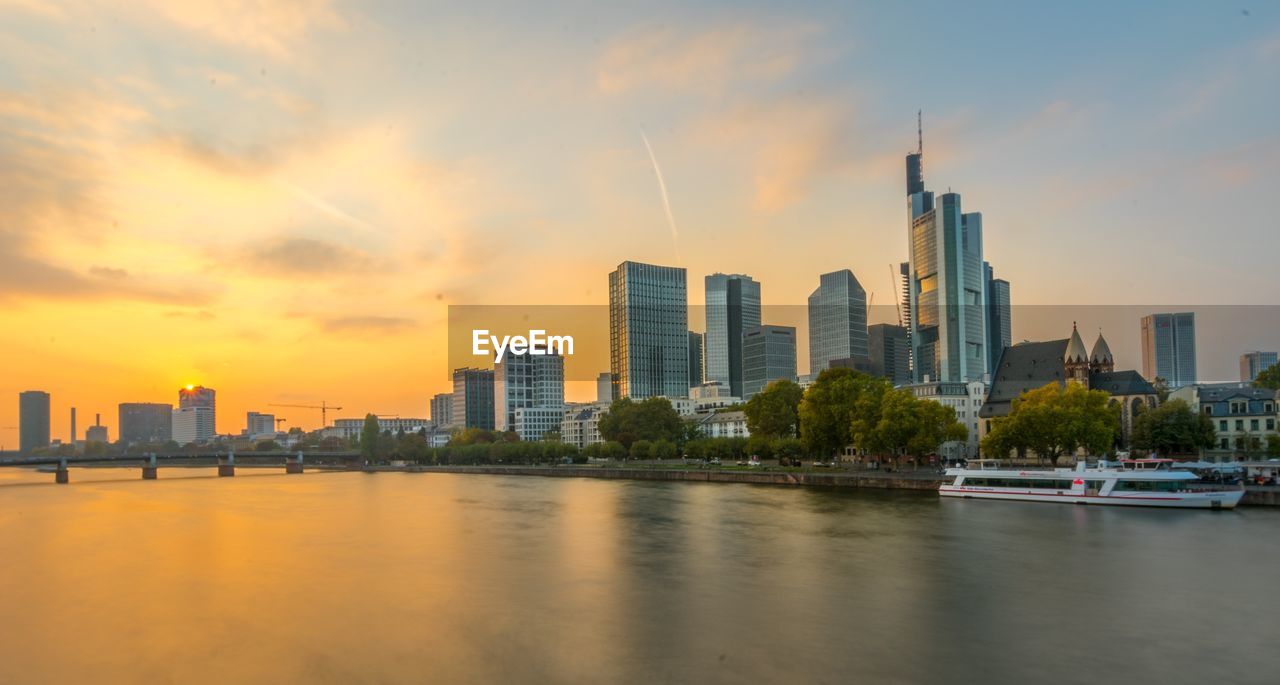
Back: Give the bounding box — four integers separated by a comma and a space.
904, 380, 987, 459
1170, 383, 1278, 462
322, 417, 435, 441
692, 410, 750, 439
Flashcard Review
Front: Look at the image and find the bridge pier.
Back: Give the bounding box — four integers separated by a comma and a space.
285, 452, 304, 474
55, 459, 69, 484
142, 453, 158, 479
218, 449, 235, 477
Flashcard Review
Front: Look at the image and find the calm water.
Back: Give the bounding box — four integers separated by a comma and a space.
0, 468, 1276, 684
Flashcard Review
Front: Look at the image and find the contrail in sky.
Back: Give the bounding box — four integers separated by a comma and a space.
639, 128, 681, 263
276, 179, 376, 233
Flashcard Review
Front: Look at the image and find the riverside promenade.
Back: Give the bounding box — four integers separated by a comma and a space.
395, 464, 1280, 506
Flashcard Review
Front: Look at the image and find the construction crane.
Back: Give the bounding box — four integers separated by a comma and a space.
890, 263, 904, 327
274, 418, 287, 429
268, 402, 343, 429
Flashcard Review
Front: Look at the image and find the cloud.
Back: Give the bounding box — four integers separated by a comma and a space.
317, 315, 416, 335
597, 22, 822, 95
131, 0, 347, 59
237, 236, 376, 277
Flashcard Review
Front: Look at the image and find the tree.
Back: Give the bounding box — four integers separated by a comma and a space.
598, 397, 683, 448
744, 379, 804, 439
359, 414, 381, 462
1268, 435, 1280, 458
1253, 365, 1280, 391
854, 389, 966, 468
649, 439, 677, 460
799, 368, 889, 458
600, 441, 627, 460
773, 438, 804, 466
1152, 377, 1172, 404
981, 383, 1119, 465
630, 439, 653, 461
746, 435, 774, 460
1130, 398, 1216, 456
255, 439, 281, 452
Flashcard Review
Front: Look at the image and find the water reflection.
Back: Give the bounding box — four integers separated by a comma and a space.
0, 470, 1275, 684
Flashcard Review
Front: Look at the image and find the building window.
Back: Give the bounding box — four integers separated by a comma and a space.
1219, 420, 1227, 432
1236, 420, 1245, 431
1204, 406, 1213, 415
1251, 419, 1260, 431
1268, 419, 1276, 431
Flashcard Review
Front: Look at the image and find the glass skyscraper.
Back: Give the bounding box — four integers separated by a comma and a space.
906, 145, 989, 383
19, 390, 50, 453
807, 270, 868, 376
742, 325, 797, 400
1240, 351, 1278, 383
984, 262, 1012, 373
495, 352, 564, 440
703, 273, 760, 398
608, 261, 689, 400
1141, 312, 1197, 387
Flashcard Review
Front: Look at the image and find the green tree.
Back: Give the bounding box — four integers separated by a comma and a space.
772, 437, 804, 466
1152, 377, 1172, 403
799, 368, 890, 458
744, 379, 804, 439
981, 383, 1119, 465
1130, 398, 1216, 456
650, 439, 677, 460
598, 397, 683, 448
746, 434, 774, 461
854, 389, 966, 468
1253, 365, 1280, 390
359, 414, 381, 462
255, 439, 280, 452
629, 439, 653, 460
600, 441, 627, 460
1267, 434, 1280, 458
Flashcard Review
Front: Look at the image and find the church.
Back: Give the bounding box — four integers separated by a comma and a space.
978, 324, 1159, 449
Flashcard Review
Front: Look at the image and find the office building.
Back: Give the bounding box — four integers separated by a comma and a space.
868, 324, 911, 386
687, 332, 704, 389
704, 273, 760, 398
1240, 351, 1278, 383
742, 325, 797, 400
18, 390, 50, 453
70, 407, 77, 446
807, 269, 868, 375
323, 417, 435, 441
246, 412, 276, 438
430, 393, 453, 427
905, 132, 989, 383
119, 403, 173, 444
561, 403, 609, 449
595, 373, 613, 404
608, 261, 689, 400
172, 406, 215, 445
495, 351, 564, 440
452, 368, 495, 430
984, 262, 1012, 374
1140, 312, 1197, 387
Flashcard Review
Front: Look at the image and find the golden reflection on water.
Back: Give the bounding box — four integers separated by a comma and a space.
0, 468, 1276, 684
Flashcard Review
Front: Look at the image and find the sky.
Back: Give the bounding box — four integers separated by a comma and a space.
2, 0, 1278, 444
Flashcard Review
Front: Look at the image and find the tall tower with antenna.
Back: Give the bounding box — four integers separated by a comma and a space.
906, 110, 924, 196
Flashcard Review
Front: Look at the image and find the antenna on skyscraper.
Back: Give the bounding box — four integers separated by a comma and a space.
917, 109, 923, 157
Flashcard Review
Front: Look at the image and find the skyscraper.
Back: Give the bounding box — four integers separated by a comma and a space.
452, 367, 495, 430
807, 270, 868, 375
984, 262, 1012, 373
1241, 351, 1279, 382
742, 325, 797, 400
119, 402, 173, 444
905, 133, 988, 383
608, 261, 689, 400
246, 412, 276, 437
495, 351, 564, 440
595, 373, 612, 404
868, 324, 911, 386
704, 273, 761, 398
687, 332, 704, 390
18, 390, 50, 453
430, 393, 454, 427
1140, 312, 1197, 387
173, 385, 216, 445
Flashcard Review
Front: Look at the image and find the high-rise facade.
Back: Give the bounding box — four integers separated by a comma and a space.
430, 393, 454, 427
687, 332, 704, 390
704, 273, 760, 398
984, 262, 1012, 373
18, 390, 51, 453
807, 270, 868, 375
906, 142, 989, 383
495, 352, 565, 440
742, 325, 797, 400
172, 407, 215, 445
118, 402, 173, 444
452, 368, 495, 430
608, 261, 689, 400
595, 373, 613, 404
246, 412, 276, 437
1141, 312, 1197, 387
1240, 351, 1278, 382
868, 324, 911, 386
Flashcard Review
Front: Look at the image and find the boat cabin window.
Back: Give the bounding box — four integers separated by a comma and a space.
1112, 480, 1184, 492
962, 478, 1076, 490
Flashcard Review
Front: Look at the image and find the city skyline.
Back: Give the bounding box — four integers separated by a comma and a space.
2, 2, 1279, 441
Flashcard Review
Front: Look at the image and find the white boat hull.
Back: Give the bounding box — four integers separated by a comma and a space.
939, 486, 1244, 509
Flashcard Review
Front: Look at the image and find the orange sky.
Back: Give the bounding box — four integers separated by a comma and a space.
2, 1, 1278, 445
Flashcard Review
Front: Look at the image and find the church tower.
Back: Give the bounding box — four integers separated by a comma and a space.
1090, 330, 1115, 374
1064, 322, 1091, 385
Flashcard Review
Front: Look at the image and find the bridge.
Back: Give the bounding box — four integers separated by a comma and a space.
0, 450, 364, 483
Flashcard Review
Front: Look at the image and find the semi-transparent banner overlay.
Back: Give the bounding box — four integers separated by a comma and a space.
447, 305, 1280, 383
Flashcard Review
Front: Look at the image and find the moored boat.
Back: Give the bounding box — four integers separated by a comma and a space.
940, 458, 1244, 509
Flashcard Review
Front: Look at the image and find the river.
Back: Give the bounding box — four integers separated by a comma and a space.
0, 468, 1275, 684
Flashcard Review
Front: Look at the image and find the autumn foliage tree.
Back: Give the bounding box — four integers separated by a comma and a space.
981, 383, 1120, 465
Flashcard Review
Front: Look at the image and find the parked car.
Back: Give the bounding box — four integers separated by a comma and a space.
748, 457, 761, 467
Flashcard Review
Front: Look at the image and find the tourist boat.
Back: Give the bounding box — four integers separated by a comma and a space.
940, 459, 1245, 509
